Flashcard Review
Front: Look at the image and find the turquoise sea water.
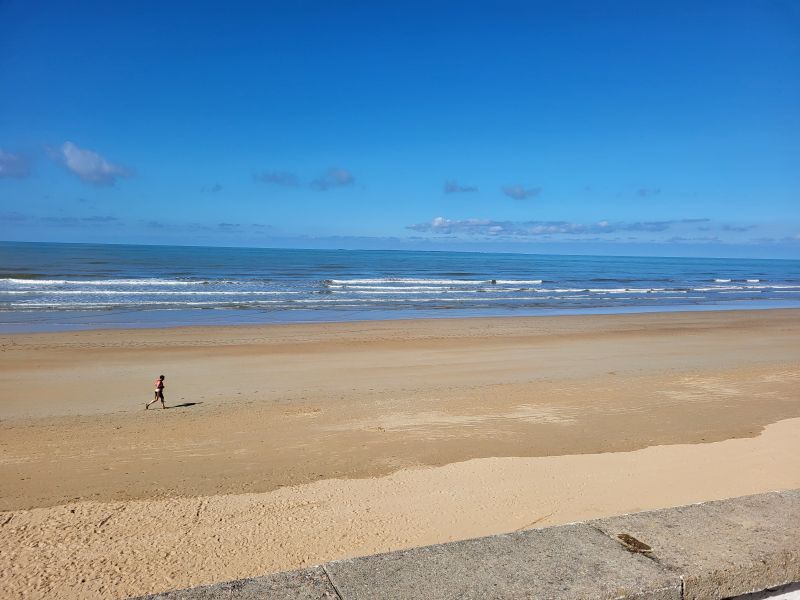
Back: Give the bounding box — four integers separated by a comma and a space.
1, 241, 799, 332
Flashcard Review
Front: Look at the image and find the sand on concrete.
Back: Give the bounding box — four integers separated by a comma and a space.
0, 309, 799, 598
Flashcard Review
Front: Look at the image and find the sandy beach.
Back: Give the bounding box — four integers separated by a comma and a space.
1, 309, 800, 598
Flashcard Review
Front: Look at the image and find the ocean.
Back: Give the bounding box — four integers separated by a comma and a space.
1, 241, 799, 332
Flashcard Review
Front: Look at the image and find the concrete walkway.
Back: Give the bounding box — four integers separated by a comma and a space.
135, 489, 800, 600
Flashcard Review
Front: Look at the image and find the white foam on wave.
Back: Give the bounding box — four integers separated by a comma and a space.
339, 288, 541, 295
695, 283, 800, 291
585, 287, 652, 293
8, 296, 567, 309
0, 290, 298, 296
1, 278, 206, 286
14, 294, 688, 311
328, 278, 545, 286
696, 285, 769, 292
329, 278, 487, 285
327, 285, 449, 291
341, 290, 460, 295
332, 287, 677, 295
714, 278, 732, 283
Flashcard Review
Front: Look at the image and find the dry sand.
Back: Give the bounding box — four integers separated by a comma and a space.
1, 309, 799, 598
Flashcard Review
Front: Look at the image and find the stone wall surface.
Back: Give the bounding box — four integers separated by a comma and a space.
135, 489, 800, 600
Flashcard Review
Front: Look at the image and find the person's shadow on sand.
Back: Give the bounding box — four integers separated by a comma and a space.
166, 401, 202, 409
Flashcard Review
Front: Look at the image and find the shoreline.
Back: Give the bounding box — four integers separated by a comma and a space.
2, 304, 799, 339
2, 300, 800, 334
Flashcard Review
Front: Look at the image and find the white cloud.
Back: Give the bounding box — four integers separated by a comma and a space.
408, 217, 714, 237
444, 181, 478, 194
637, 187, 661, 197
58, 141, 132, 185
502, 185, 541, 200
311, 167, 354, 191
255, 170, 300, 186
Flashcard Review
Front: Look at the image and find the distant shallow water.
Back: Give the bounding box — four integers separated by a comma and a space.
1, 241, 799, 332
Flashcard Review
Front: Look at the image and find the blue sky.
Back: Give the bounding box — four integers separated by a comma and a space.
0, 0, 798, 257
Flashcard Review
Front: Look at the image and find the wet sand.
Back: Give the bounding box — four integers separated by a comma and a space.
1, 309, 799, 598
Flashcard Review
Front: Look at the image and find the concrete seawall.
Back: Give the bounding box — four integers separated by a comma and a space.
135, 489, 800, 600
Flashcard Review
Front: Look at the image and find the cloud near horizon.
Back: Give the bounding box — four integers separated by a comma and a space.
55, 142, 132, 185
311, 167, 354, 191
255, 168, 355, 190
637, 187, 661, 197
0, 150, 31, 178
721, 224, 758, 232
408, 217, 712, 237
444, 181, 478, 194
38, 215, 120, 226
255, 170, 300, 186
502, 185, 541, 200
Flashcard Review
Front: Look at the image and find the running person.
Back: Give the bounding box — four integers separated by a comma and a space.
146, 375, 166, 409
